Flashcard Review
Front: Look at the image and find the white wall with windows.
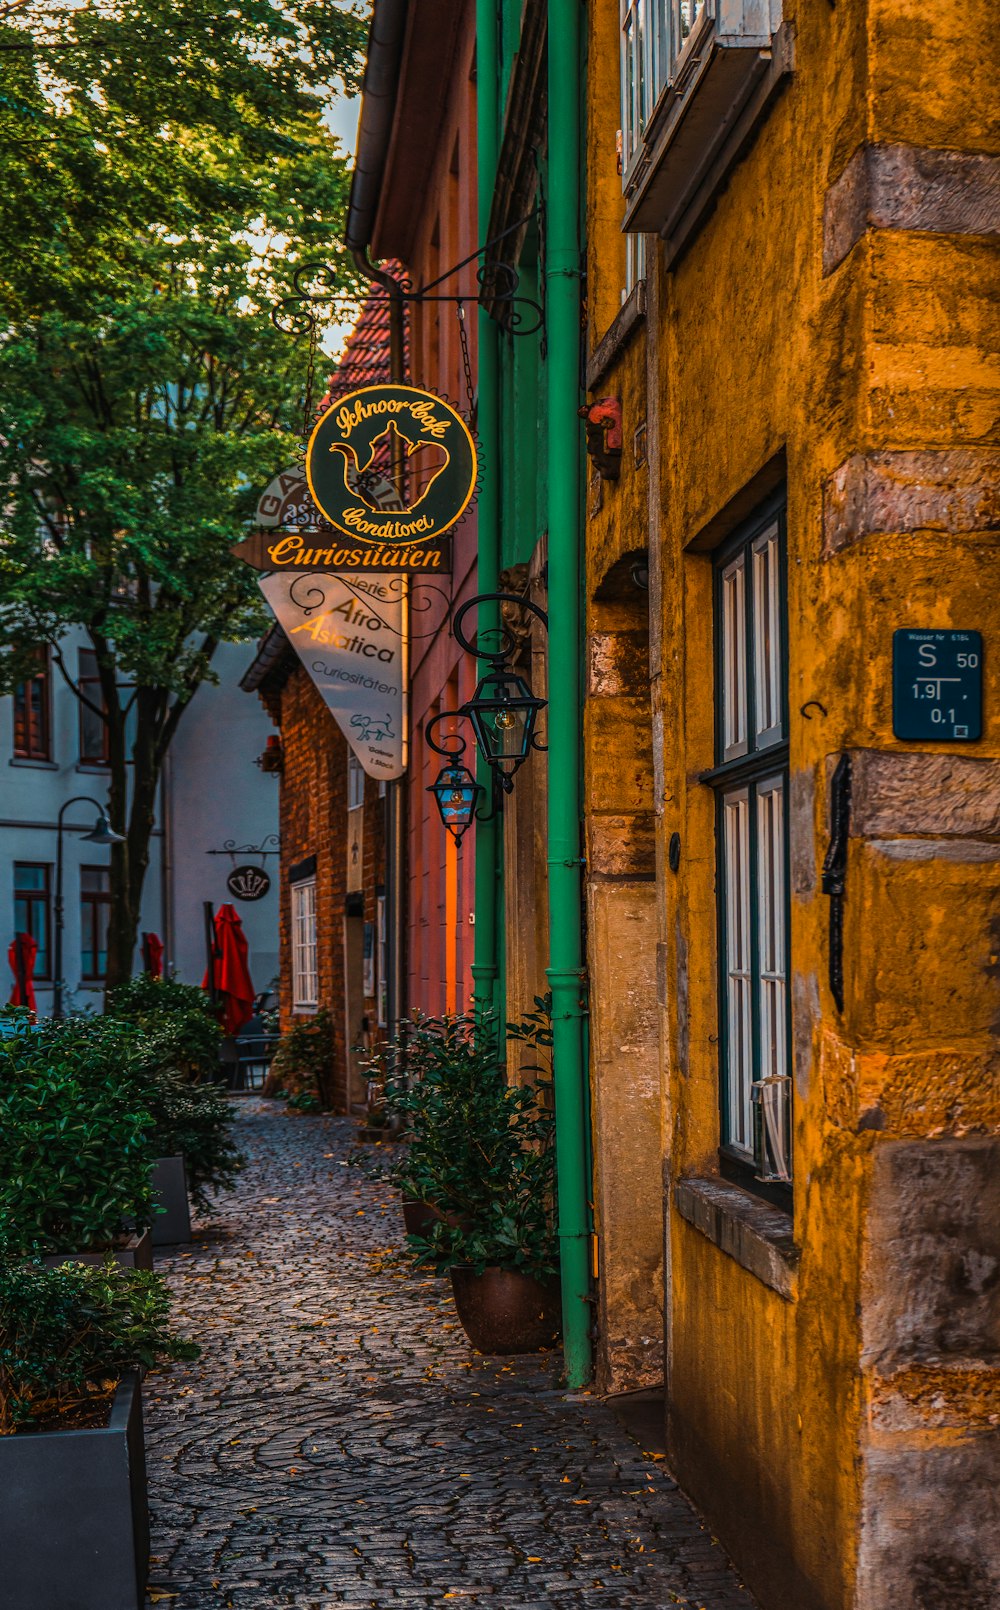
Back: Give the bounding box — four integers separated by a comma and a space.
0, 635, 278, 1012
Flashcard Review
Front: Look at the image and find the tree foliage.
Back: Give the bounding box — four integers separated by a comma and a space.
0, 0, 364, 985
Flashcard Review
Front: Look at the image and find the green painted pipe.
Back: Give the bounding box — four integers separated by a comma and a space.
545, 0, 592, 1388
471, 0, 501, 1023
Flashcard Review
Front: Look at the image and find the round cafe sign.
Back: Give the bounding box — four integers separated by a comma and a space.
227, 865, 271, 902
306, 384, 477, 547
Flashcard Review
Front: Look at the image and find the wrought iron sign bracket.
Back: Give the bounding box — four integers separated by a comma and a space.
274, 212, 545, 341
206, 836, 281, 865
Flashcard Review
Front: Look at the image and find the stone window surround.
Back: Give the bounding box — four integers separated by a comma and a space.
674, 1174, 799, 1299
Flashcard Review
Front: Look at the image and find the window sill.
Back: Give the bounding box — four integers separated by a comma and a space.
292, 1004, 318, 1016
76, 762, 111, 774
10, 757, 59, 771
586, 280, 646, 392
674, 1175, 799, 1300
622, 23, 793, 266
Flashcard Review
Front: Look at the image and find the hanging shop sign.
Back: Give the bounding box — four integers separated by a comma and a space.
226, 864, 271, 902
306, 384, 477, 558
231, 464, 451, 575
259, 571, 407, 780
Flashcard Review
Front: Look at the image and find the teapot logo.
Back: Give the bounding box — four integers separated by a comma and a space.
306, 384, 477, 546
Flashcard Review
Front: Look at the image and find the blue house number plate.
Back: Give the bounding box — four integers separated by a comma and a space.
892, 629, 982, 741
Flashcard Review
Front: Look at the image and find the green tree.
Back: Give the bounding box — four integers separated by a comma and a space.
0, 0, 364, 312
0, 3, 363, 989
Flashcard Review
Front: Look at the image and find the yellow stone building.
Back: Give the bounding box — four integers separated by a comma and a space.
582, 2, 1000, 1607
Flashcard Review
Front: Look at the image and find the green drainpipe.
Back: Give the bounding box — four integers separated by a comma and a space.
471, 0, 501, 1024
545, 0, 592, 1388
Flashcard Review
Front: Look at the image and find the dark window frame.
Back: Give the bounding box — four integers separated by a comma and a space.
702, 489, 792, 1204
78, 647, 110, 767
13, 647, 52, 762
80, 863, 111, 981
14, 861, 52, 980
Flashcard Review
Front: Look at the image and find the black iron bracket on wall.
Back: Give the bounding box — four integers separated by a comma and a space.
273, 212, 544, 341
821, 753, 852, 1013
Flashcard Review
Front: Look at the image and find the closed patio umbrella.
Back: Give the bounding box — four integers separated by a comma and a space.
202, 903, 255, 1036
142, 931, 164, 978
8, 931, 38, 1014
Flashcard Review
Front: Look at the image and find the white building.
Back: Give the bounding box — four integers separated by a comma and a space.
1, 635, 279, 1014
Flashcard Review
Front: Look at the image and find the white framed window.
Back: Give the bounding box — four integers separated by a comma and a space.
620, 2, 789, 243
707, 497, 791, 1187
291, 877, 318, 1009
348, 753, 365, 811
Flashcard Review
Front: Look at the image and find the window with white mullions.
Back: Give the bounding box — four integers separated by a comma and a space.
708, 497, 791, 1190
291, 877, 318, 1010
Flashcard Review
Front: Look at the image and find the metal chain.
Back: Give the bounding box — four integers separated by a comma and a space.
456, 299, 476, 425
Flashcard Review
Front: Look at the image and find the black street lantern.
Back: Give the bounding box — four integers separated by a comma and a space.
428, 763, 484, 844
463, 665, 546, 792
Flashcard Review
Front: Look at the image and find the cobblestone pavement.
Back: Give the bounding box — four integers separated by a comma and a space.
145, 1100, 757, 1610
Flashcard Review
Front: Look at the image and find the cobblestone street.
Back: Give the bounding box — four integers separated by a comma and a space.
145, 1101, 757, 1610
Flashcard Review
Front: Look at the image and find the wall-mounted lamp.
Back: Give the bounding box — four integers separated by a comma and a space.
451, 591, 549, 794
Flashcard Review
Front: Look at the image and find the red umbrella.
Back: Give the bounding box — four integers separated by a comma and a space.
8, 931, 38, 1014
142, 932, 164, 978
202, 904, 255, 1036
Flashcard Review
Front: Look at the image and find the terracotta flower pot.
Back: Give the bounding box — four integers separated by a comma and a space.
401, 1198, 439, 1237
400, 1197, 469, 1236
449, 1265, 561, 1354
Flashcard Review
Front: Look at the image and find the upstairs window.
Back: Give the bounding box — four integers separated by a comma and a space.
348, 753, 365, 811
78, 647, 109, 766
13, 647, 51, 761
620, 0, 790, 249
705, 497, 791, 1189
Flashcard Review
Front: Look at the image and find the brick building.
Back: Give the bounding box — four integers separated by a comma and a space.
241, 287, 399, 1111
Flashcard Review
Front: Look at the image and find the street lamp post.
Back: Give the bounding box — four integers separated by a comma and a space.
52, 796, 125, 1021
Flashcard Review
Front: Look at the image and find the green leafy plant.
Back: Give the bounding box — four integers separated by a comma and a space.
0, 1026, 155, 1257
0, 1256, 198, 1435
106, 977, 222, 1083
267, 1008, 335, 1109
0, 3, 364, 990
366, 1006, 558, 1279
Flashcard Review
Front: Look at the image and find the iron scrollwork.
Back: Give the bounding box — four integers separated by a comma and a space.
272, 213, 544, 342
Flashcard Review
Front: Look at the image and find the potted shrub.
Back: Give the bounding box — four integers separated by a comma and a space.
376, 1004, 562, 1353
126, 1026, 244, 1241
265, 1008, 335, 1108
0, 1255, 196, 1610
0, 1024, 156, 1267
105, 975, 222, 1084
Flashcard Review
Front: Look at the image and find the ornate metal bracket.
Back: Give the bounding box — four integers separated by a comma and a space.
821, 753, 852, 1012
206, 835, 281, 865
274, 212, 544, 342
451, 590, 549, 666
425, 712, 502, 828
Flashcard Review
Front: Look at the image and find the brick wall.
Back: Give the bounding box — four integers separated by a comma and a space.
269, 664, 386, 1113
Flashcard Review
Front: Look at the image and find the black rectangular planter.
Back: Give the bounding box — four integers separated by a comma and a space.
0, 1371, 150, 1610
42, 1228, 153, 1273
150, 1154, 192, 1246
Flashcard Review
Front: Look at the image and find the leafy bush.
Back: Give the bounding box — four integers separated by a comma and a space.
0, 1025, 155, 1256
267, 1008, 335, 1108
367, 1006, 558, 1279
0, 1257, 198, 1434
0, 1014, 242, 1250
105, 976, 222, 1082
